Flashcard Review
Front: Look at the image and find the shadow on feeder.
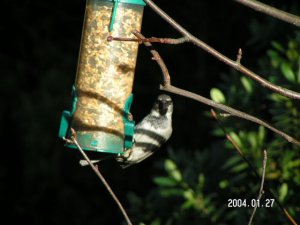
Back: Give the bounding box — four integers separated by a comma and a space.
59, 86, 135, 154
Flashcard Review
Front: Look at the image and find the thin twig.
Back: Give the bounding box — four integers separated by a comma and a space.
132, 31, 171, 86
234, 0, 300, 27
107, 35, 188, 44
142, 0, 300, 100
211, 109, 243, 156
69, 128, 133, 225
211, 110, 298, 225
236, 48, 242, 65
248, 149, 267, 225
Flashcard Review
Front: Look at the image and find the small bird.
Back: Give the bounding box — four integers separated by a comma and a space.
79, 94, 173, 168
116, 94, 173, 168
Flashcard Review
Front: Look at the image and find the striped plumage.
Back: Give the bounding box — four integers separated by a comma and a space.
116, 94, 173, 168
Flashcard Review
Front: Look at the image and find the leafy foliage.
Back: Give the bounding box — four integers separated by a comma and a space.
127, 32, 300, 225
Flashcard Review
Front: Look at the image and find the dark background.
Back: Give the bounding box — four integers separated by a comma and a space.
1, 0, 298, 224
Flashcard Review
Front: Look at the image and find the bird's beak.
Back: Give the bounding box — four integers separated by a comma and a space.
159, 101, 168, 115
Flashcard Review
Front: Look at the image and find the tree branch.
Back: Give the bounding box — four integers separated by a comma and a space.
67, 128, 133, 225
248, 149, 267, 225
132, 31, 171, 86
234, 0, 300, 27
142, 0, 300, 100
163, 84, 300, 147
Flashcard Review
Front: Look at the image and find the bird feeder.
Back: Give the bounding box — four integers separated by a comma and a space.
59, 0, 145, 154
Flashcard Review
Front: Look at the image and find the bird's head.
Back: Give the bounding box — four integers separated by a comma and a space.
152, 94, 173, 117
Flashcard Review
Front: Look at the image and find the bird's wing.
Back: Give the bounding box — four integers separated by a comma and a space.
119, 115, 171, 168
124, 117, 166, 164
134, 115, 167, 150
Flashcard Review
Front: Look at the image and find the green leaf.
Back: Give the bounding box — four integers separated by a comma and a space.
212, 128, 225, 137
229, 131, 243, 148
297, 57, 300, 83
294, 172, 300, 185
181, 199, 195, 210
240, 77, 253, 94
288, 40, 297, 49
165, 159, 177, 171
271, 41, 285, 53
198, 174, 205, 190
222, 156, 242, 170
279, 183, 288, 202
149, 218, 161, 225
183, 189, 194, 201
230, 162, 248, 173
286, 159, 300, 169
270, 93, 289, 102
153, 176, 177, 187
171, 170, 182, 182
164, 159, 182, 182
287, 49, 298, 61
159, 188, 183, 197
257, 126, 265, 145
219, 180, 229, 189
210, 88, 226, 103
267, 50, 281, 68
281, 62, 295, 82
248, 132, 257, 149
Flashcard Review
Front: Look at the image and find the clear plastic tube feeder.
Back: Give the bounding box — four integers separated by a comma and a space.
59, 0, 145, 154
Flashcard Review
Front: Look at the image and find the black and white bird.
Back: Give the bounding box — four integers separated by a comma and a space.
79, 94, 173, 168
117, 94, 173, 168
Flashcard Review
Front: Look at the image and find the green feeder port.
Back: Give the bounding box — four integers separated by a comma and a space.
58, 0, 145, 154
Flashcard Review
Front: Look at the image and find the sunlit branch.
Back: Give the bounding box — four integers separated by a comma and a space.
234, 0, 300, 27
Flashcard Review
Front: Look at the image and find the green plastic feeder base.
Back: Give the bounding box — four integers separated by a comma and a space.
65, 131, 124, 154
58, 86, 135, 154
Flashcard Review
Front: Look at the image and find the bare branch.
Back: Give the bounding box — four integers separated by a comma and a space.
248, 149, 267, 225
234, 0, 300, 27
163, 84, 300, 147
142, 0, 300, 100
132, 31, 171, 86
69, 128, 133, 225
